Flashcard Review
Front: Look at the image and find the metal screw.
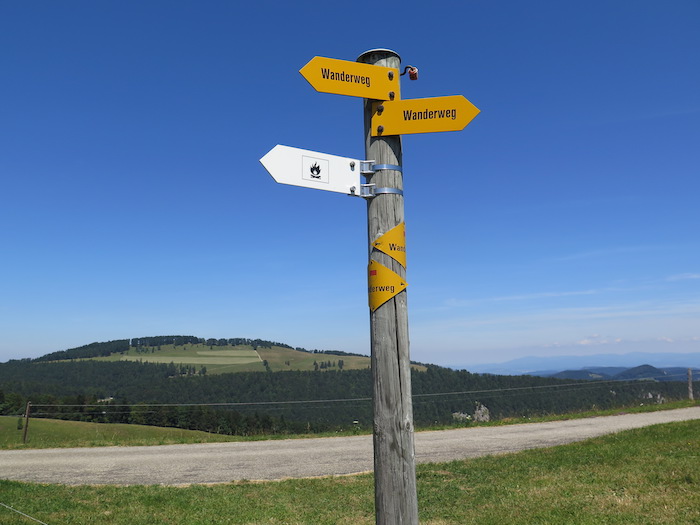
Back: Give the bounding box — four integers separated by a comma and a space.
350, 161, 355, 169
388, 71, 394, 80
377, 104, 384, 114
389, 91, 395, 100
377, 125, 384, 134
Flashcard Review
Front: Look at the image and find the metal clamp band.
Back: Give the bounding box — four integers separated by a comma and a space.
374, 187, 403, 196
372, 164, 403, 173
358, 184, 403, 199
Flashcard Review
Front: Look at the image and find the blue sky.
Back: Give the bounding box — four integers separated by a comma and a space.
1, 1, 698, 367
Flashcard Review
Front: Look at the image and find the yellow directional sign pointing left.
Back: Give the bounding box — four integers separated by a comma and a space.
372, 222, 406, 268
300, 56, 400, 101
371, 95, 480, 136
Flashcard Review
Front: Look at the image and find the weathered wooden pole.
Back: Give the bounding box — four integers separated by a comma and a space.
358, 48, 419, 525
689, 368, 694, 401
22, 401, 31, 444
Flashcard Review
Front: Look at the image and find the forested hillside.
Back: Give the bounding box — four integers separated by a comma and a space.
0, 357, 692, 436
26, 337, 372, 375
33, 339, 131, 362
31, 336, 297, 363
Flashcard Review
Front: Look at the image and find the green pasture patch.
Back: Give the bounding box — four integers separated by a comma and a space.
90, 344, 267, 373
119, 355, 260, 365
66, 343, 376, 374
257, 346, 371, 372
195, 350, 259, 357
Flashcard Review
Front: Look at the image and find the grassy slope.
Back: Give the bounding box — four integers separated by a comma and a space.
1, 419, 698, 524
0, 416, 242, 449
87, 343, 374, 374
257, 346, 371, 371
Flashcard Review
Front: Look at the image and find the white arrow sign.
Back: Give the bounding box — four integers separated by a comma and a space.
260, 145, 362, 196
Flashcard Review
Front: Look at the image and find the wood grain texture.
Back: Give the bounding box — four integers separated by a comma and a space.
359, 48, 418, 525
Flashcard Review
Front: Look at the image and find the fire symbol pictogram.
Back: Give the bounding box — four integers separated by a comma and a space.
309, 163, 321, 178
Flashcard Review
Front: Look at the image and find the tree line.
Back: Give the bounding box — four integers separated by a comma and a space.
131, 336, 295, 350
0, 359, 693, 436
32, 340, 131, 362
27, 336, 340, 363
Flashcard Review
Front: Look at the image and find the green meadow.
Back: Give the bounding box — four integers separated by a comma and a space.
1, 419, 698, 524
0, 416, 241, 449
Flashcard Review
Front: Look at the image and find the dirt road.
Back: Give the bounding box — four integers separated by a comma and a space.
1, 406, 698, 485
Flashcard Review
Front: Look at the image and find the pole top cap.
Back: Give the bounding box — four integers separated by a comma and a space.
357, 49, 401, 64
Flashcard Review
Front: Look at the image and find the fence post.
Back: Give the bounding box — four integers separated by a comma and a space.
22, 401, 31, 444
689, 368, 694, 401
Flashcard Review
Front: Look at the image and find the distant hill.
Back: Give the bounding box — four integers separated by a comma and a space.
542, 364, 699, 382
27, 336, 374, 375
463, 352, 700, 376
549, 369, 610, 381
581, 367, 629, 377
614, 365, 668, 381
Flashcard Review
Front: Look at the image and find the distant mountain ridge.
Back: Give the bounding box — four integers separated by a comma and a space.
547, 364, 700, 382
460, 352, 700, 376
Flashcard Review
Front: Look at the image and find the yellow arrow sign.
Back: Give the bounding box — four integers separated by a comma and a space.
372, 222, 406, 268
368, 260, 407, 312
300, 56, 400, 101
371, 95, 479, 136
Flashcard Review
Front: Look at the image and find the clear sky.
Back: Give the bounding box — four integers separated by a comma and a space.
1, 1, 698, 367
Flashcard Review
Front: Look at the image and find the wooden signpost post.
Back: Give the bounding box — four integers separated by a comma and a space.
357, 48, 417, 525
261, 49, 479, 525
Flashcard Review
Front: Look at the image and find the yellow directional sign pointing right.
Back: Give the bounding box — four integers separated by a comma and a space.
368, 260, 407, 312
371, 95, 480, 136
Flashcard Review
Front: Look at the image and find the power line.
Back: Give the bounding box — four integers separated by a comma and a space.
25, 375, 690, 411
0, 502, 49, 525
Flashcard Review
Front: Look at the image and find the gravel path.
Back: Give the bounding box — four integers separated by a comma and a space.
1, 406, 698, 486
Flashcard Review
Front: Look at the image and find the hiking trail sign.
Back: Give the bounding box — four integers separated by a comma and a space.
261, 50, 481, 525
371, 95, 480, 136
299, 56, 400, 101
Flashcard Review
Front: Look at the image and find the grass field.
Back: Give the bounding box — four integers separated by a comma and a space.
0, 416, 369, 450
88, 343, 375, 374
0, 417, 242, 449
1, 419, 698, 524
3, 401, 697, 450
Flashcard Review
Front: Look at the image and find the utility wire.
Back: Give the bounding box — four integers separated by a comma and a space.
0, 502, 49, 525
26, 375, 689, 411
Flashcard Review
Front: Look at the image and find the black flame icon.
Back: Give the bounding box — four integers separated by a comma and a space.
309, 163, 321, 179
